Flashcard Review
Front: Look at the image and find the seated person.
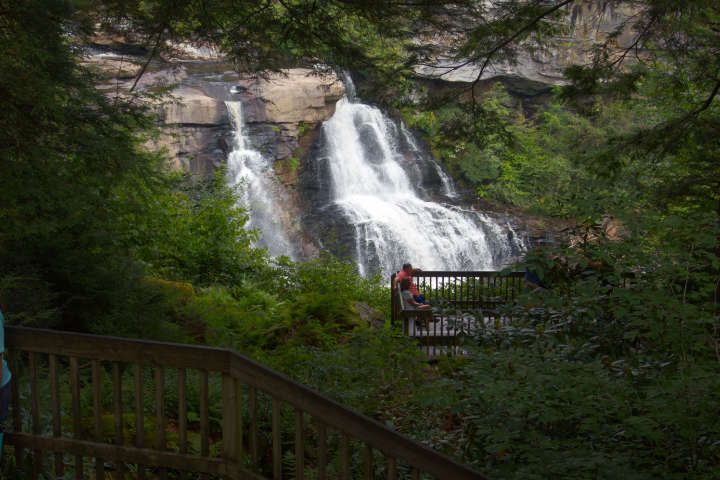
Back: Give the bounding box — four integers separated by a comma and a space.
400, 278, 431, 310
394, 263, 426, 303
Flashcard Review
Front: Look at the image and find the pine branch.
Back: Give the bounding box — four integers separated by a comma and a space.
470, 0, 576, 103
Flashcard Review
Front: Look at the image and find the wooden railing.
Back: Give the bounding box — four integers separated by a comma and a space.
4, 326, 486, 479
390, 271, 525, 353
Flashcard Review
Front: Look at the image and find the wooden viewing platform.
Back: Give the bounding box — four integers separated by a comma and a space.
391, 271, 525, 355
4, 326, 486, 479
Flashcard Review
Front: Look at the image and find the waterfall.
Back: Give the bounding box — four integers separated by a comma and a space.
321, 96, 524, 277
399, 122, 458, 198
225, 101, 296, 258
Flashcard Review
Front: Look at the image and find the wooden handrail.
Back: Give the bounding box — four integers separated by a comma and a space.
408, 270, 525, 276
5, 326, 487, 479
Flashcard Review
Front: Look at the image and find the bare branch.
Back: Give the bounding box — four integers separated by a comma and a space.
690, 78, 720, 116
129, 29, 164, 93
470, 0, 576, 104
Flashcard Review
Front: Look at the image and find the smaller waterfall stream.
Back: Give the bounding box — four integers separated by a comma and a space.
225, 101, 295, 258
399, 122, 457, 198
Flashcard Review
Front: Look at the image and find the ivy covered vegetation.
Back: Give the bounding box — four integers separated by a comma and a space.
1, 1, 719, 479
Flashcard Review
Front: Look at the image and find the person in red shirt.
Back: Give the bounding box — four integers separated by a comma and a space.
394, 263, 426, 303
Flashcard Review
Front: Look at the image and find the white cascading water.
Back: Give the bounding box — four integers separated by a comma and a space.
225, 101, 295, 258
322, 95, 524, 277
399, 121, 458, 198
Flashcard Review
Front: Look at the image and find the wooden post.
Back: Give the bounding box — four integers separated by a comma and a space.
178, 368, 187, 480
364, 443, 373, 480
390, 273, 397, 325
234, 378, 243, 463
10, 350, 23, 470
294, 409, 304, 480
248, 387, 258, 464
29, 352, 41, 477
221, 373, 237, 479
386, 456, 397, 480
200, 368, 210, 480
92, 360, 105, 479
155, 367, 166, 480
70, 356, 83, 477
113, 362, 125, 479
272, 398, 281, 480
317, 422, 327, 480
340, 433, 349, 480
134, 364, 145, 480
49, 354, 64, 478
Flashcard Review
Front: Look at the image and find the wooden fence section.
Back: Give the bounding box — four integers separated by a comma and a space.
391, 271, 525, 353
5, 326, 486, 479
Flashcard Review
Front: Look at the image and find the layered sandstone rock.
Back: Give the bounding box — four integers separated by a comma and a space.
415, 3, 638, 94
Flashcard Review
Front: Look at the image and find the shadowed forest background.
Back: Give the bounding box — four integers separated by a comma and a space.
1, 1, 718, 478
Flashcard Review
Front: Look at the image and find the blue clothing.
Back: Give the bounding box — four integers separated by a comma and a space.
0, 311, 11, 388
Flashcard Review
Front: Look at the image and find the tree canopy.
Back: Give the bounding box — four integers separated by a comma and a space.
1, 1, 718, 479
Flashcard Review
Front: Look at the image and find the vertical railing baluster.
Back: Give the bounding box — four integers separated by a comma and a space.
235, 379, 243, 463
155, 367, 166, 480
473, 274, 478, 313
69, 356, 83, 477
504, 273, 510, 303
200, 370, 210, 460
248, 386, 258, 464
272, 398, 281, 480
113, 362, 125, 479
295, 409, 304, 480
466, 273, 470, 305
454, 275, 458, 305
390, 273, 396, 325
317, 422, 327, 480
49, 354, 64, 478
340, 433, 349, 480
222, 373, 237, 480
493, 274, 498, 321
10, 350, 23, 469
178, 368, 187, 480
386, 456, 397, 480
92, 360, 105, 480
364, 443, 373, 480
29, 351, 41, 478
134, 364, 145, 480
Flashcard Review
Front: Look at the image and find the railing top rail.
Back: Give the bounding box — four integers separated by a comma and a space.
407, 271, 525, 277
7, 326, 231, 371
7, 326, 487, 479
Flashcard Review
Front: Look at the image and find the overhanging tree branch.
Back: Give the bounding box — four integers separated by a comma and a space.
470, 0, 576, 103
129, 28, 165, 93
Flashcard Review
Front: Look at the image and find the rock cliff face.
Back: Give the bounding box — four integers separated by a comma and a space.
149, 69, 343, 174
84, 44, 345, 175
415, 2, 638, 95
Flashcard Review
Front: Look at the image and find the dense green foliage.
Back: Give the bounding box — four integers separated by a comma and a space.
395, 2, 720, 478
2, 1, 719, 479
